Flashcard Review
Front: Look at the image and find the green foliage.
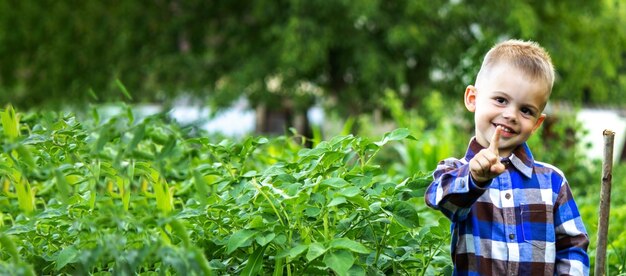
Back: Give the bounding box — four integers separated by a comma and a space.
0, 106, 451, 275
1, 105, 20, 139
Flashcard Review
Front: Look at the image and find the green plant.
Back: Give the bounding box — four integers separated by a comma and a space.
0, 105, 452, 275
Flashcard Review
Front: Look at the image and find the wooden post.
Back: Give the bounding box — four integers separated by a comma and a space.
595, 129, 614, 276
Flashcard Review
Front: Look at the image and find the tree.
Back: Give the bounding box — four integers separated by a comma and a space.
1, 0, 625, 134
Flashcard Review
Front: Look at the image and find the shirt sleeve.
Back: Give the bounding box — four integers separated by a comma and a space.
553, 179, 590, 275
424, 157, 491, 222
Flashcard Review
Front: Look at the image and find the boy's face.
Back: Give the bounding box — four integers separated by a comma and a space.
464, 62, 548, 157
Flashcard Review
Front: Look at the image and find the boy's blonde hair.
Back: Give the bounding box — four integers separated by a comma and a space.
476, 39, 555, 95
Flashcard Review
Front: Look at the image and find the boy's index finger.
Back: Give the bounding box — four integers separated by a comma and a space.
489, 126, 501, 155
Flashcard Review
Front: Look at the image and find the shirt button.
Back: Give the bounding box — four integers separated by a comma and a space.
509, 234, 515, 240
505, 193, 511, 199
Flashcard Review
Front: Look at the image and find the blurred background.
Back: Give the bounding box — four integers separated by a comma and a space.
1, 0, 626, 170
2, 0, 625, 139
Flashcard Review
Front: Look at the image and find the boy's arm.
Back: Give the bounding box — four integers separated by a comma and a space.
554, 180, 590, 275
425, 127, 505, 222
424, 158, 490, 222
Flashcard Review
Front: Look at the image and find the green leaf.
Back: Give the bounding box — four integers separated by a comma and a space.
124, 104, 134, 124
346, 174, 372, 188
242, 170, 258, 177
154, 177, 173, 213
340, 117, 355, 136
88, 88, 99, 100
169, 219, 190, 247
54, 169, 72, 201
255, 232, 276, 246
175, 208, 204, 219
126, 123, 145, 153
157, 135, 177, 159
262, 166, 287, 178
327, 197, 347, 207
385, 201, 420, 228
306, 243, 326, 262
320, 177, 348, 188
4, 224, 35, 235
15, 177, 35, 213
298, 146, 327, 158
323, 249, 354, 276
94, 124, 112, 153
54, 245, 78, 270
338, 187, 360, 197
0, 234, 19, 260
246, 215, 265, 229
386, 128, 411, 141
369, 202, 382, 213
321, 151, 345, 167
1, 105, 19, 139
346, 195, 370, 209
375, 128, 412, 146
115, 79, 133, 100
348, 265, 366, 276
304, 207, 321, 217
276, 244, 308, 259
193, 170, 210, 199
240, 245, 267, 276
328, 134, 353, 146
15, 145, 35, 168
329, 238, 370, 254
227, 229, 257, 254
191, 247, 214, 275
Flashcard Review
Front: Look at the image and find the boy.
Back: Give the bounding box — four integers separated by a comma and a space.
425, 39, 589, 275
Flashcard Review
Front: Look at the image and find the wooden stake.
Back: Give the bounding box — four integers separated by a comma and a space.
595, 129, 614, 276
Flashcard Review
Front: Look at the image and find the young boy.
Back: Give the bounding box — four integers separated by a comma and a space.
425, 40, 589, 275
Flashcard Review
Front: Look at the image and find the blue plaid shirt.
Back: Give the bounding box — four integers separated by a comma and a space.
425, 138, 589, 275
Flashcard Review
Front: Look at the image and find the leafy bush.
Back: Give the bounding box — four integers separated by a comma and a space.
0, 105, 451, 275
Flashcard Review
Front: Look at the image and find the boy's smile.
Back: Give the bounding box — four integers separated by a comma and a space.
464, 62, 549, 157
494, 123, 515, 137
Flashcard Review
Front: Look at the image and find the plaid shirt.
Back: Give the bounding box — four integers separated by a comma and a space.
425, 138, 589, 275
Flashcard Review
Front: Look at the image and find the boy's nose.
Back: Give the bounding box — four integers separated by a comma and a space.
502, 108, 518, 123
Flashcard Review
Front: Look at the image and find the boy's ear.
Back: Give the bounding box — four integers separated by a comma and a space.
532, 114, 547, 134
464, 85, 477, 112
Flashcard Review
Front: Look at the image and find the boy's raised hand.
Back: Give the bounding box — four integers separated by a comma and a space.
469, 126, 506, 185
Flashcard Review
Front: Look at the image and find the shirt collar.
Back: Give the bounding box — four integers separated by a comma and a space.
464, 137, 535, 178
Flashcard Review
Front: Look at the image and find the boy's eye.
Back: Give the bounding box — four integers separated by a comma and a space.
521, 107, 534, 116
494, 98, 507, 104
